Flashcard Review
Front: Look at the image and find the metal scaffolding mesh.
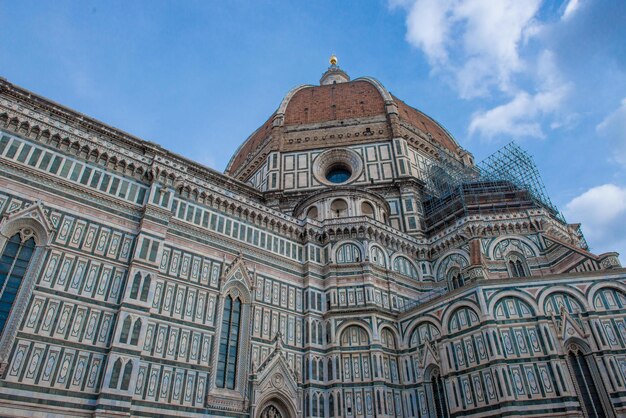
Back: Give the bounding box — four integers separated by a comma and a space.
422, 142, 565, 233
477, 142, 559, 214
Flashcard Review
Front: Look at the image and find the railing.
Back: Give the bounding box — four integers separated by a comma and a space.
401, 287, 447, 312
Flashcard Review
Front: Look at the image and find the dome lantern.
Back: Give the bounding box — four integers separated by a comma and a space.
320, 54, 350, 85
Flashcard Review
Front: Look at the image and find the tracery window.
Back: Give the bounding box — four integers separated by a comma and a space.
506, 253, 528, 278
129, 272, 141, 299
0, 232, 35, 336
448, 306, 480, 333
216, 295, 242, 389
109, 358, 122, 389
567, 344, 610, 417
593, 288, 626, 311
447, 267, 463, 290
120, 360, 133, 390
336, 243, 361, 263
544, 292, 584, 316
340, 325, 370, 347
393, 256, 419, 280
119, 316, 132, 343
380, 328, 397, 350
130, 319, 142, 345
370, 246, 387, 268
429, 367, 449, 418
409, 322, 440, 347
140, 275, 151, 301
493, 297, 534, 320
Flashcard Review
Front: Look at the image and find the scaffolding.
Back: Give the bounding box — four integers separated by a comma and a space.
422, 142, 565, 234
478, 143, 559, 215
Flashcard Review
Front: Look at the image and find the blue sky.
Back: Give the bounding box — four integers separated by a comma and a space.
0, 0, 624, 260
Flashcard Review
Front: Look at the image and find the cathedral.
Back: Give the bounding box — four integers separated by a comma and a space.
0, 57, 623, 418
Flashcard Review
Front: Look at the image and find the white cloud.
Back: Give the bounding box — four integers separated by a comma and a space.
395, 0, 541, 98
563, 184, 626, 259
562, 0, 582, 20
596, 98, 626, 167
404, 0, 452, 66
469, 50, 570, 138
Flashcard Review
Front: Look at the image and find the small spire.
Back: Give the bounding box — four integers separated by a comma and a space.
329, 54, 338, 66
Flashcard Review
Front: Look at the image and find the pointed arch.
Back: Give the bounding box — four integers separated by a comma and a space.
0, 212, 51, 365
216, 294, 242, 390
130, 318, 142, 346
565, 341, 614, 417
109, 358, 122, 389
335, 320, 373, 346
119, 316, 132, 344
130, 272, 141, 299
404, 317, 442, 347
140, 274, 151, 301
379, 326, 399, 350
120, 360, 133, 391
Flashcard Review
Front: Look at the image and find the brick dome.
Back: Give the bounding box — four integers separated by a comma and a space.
226, 75, 462, 181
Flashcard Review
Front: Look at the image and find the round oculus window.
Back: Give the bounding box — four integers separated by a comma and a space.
326, 165, 352, 184
313, 148, 363, 186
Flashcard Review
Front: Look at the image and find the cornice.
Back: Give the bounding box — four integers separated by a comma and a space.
0, 78, 263, 201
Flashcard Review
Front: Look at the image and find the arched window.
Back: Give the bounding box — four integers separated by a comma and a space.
361, 201, 375, 219
0, 233, 36, 336
429, 367, 449, 418
380, 328, 397, 350
311, 320, 318, 344
448, 306, 480, 333
336, 243, 361, 264
129, 272, 141, 299
544, 292, 584, 317
594, 287, 626, 310
305, 321, 310, 344
337, 393, 342, 415
216, 295, 242, 389
447, 267, 463, 290
370, 246, 387, 268
329, 391, 335, 417
330, 199, 348, 218
120, 360, 133, 390
326, 321, 332, 344
312, 392, 318, 416
109, 358, 122, 389
140, 275, 151, 302
567, 344, 610, 417
393, 256, 419, 280
327, 358, 333, 380
119, 316, 132, 343
507, 253, 528, 278
340, 325, 370, 347
130, 319, 142, 345
306, 206, 319, 220
317, 322, 323, 345
304, 393, 309, 417
409, 322, 440, 347
320, 393, 326, 417
312, 357, 318, 380
493, 297, 534, 320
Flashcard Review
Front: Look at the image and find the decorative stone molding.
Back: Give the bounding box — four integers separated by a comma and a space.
599, 253, 621, 269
